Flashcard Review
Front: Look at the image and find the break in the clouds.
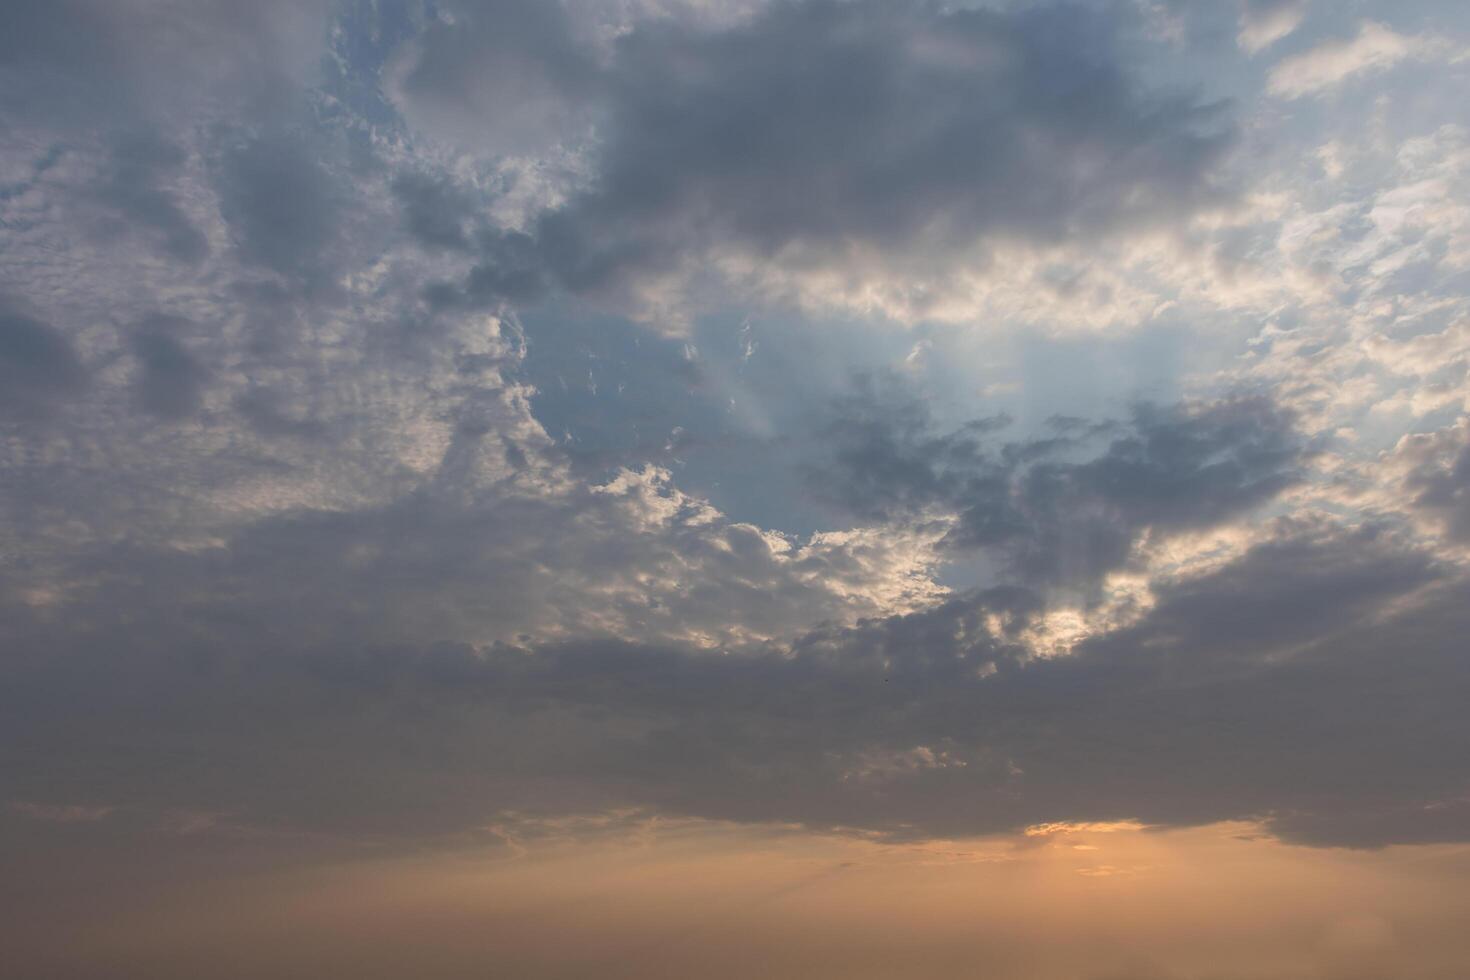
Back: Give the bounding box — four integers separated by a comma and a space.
4, 3, 1470, 966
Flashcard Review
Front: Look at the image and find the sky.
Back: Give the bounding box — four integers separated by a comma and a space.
2, 1, 1470, 977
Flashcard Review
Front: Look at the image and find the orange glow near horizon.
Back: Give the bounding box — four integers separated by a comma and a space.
13, 816, 1470, 980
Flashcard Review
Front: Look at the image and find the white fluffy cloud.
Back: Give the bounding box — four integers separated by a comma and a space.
1238, 0, 1309, 54
1267, 21, 1451, 99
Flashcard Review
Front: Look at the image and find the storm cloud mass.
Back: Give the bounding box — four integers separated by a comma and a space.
3, 0, 1470, 976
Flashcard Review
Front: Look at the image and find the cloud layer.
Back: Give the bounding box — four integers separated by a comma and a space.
2, 0, 1470, 882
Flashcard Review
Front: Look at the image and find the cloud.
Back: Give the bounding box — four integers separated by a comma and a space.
0, 295, 951, 656
8, 802, 115, 823
1, 516, 1461, 847
526, 0, 1234, 320
1238, 0, 1308, 54
1267, 21, 1435, 99
0, 303, 87, 420
1391, 418, 1470, 543
92, 131, 208, 263
392, 171, 475, 253
1, 0, 1469, 884
130, 318, 210, 420
380, 0, 1236, 324
811, 382, 1305, 590
0, 0, 331, 128
26, 455, 943, 652
385, 0, 603, 157
423, 230, 550, 309
214, 131, 347, 288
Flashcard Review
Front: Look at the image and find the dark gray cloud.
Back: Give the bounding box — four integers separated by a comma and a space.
813, 383, 1304, 589
394, 0, 1236, 311
0, 304, 87, 420
92, 131, 207, 263
130, 318, 209, 420
537, 0, 1232, 300
392, 171, 474, 252
214, 132, 346, 288
1, 517, 1461, 847
956, 397, 1302, 584
423, 230, 550, 310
